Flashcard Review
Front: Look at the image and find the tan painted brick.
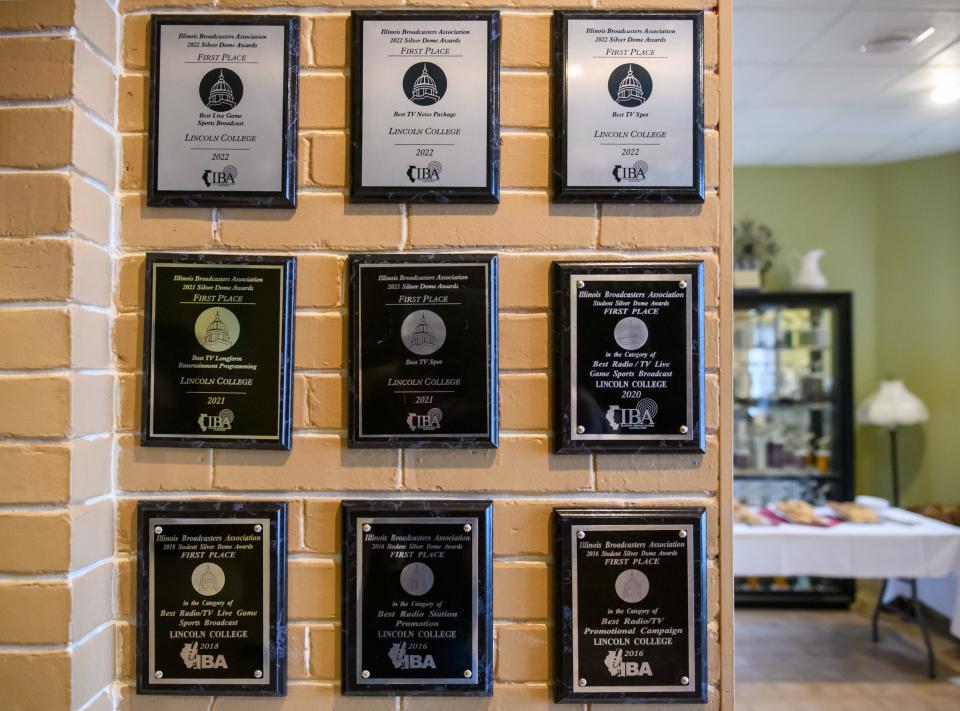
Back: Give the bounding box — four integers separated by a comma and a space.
0, 650, 71, 710
502, 14, 551, 68
0, 581, 70, 644
500, 373, 549, 430
0, 108, 72, 168
706, 128, 720, 189
0, 239, 72, 303
0, 308, 70, 369
288, 559, 337, 620
494, 562, 549, 621
118, 372, 140, 431
301, 73, 347, 129
121, 132, 146, 189
498, 253, 552, 310
594, 0, 714, 8
70, 499, 113, 573
116, 498, 138, 554
119, 0, 212, 10
75, 39, 116, 124
404, 435, 590, 493
70, 307, 110, 369
287, 623, 309, 679
303, 500, 339, 553
121, 194, 214, 249
0, 376, 70, 438
705, 71, 719, 129
71, 561, 113, 641
0, 0, 75, 30
214, 435, 398, 491
76, 0, 116, 61
117, 434, 212, 492
494, 500, 552, 556
501, 133, 549, 189
112, 312, 142, 371
309, 131, 348, 187
305, 374, 345, 429
309, 624, 338, 679
116, 254, 144, 312
409, 192, 594, 248
118, 73, 148, 132
208, 684, 394, 711
0, 36, 74, 100
496, 623, 549, 681
705, 373, 720, 432
71, 625, 116, 711
501, 72, 549, 128
0, 173, 71, 236
298, 133, 311, 188
596, 434, 719, 493
500, 314, 549, 370
122, 13, 150, 70
407, 683, 564, 710
295, 312, 344, 369
600, 192, 720, 249
312, 14, 349, 68
0, 510, 71, 573
0, 445, 70, 504
116, 620, 135, 682
704, 11, 718, 69
72, 240, 111, 308
117, 558, 135, 619
220, 193, 403, 250
70, 373, 113, 436
72, 110, 115, 189
292, 374, 308, 429
287, 499, 306, 552
70, 173, 112, 246
409, 0, 589, 7
296, 254, 343, 307
705, 311, 720, 370
70, 437, 113, 503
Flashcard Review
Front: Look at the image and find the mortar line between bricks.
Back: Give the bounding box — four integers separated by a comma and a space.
117, 491, 716, 502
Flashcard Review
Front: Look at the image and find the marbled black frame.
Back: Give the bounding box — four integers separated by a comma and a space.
552, 261, 705, 453
552, 11, 704, 203
348, 252, 499, 448
349, 11, 500, 203
553, 507, 707, 704
341, 499, 493, 695
136, 501, 288, 696
147, 15, 299, 208
140, 252, 296, 450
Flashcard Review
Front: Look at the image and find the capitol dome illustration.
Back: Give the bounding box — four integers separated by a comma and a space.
409, 313, 439, 348
203, 310, 233, 347
617, 65, 645, 104
207, 70, 236, 110
197, 564, 218, 593
410, 65, 440, 102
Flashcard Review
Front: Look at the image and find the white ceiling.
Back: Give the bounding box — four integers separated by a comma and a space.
734, 0, 960, 165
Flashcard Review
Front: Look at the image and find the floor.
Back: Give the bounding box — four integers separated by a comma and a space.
735, 608, 960, 710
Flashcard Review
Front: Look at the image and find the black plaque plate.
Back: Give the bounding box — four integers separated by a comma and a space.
553, 261, 704, 453
349, 253, 498, 448
552, 11, 704, 203
147, 14, 299, 208
136, 501, 287, 696
341, 500, 493, 695
554, 507, 707, 703
350, 11, 500, 203
141, 253, 296, 449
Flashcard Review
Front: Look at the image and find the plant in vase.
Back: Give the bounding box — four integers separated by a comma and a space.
734, 218, 779, 290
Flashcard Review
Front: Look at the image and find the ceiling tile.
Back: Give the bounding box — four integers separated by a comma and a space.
881, 64, 960, 106
734, 9, 846, 64
751, 65, 912, 107
854, 0, 960, 10
735, 0, 855, 8
866, 112, 960, 163
929, 38, 960, 66
734, 64, 781, 107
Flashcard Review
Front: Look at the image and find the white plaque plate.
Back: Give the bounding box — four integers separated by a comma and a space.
554, 12, 704, 203
148, 15, 299, 208
351, 12, 500, 203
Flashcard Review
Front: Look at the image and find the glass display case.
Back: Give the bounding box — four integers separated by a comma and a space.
733, 291, 855, 607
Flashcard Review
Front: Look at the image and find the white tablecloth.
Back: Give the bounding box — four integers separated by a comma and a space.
734, 509, 960, 636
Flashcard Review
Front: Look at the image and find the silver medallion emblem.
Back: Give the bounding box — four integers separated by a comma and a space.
399, 561, 435, 596
194, 307, 240, 352
400, 309, 446, 356
191, 562, 226, 596
613, 317, 649, 351
614, 568, 650, 604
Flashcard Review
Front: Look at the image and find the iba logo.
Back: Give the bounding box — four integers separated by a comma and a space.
407, 407, 443, 432
199, 409, 234, 433
202, 164, 238, 188
180, 642, 228, 670
612, 160, 649, 183
605, 399, 657, 431
604, 649, 652, 678
388, 642, 437, 670
407, 161, 443, 183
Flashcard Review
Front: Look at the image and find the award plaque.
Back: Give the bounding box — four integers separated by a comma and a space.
552, 11, 704, 202
147, 15, 299, 207
350, 11, 500, 203
554, 507, 707, 703
136, 501, 287, 696
141, 253, 296, 449
348, 253, 498, 448
553, 262, 704, 453
341, 500, 493, 695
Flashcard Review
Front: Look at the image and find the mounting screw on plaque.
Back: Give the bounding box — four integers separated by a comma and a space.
577, 530, 586, 539
154, 526, 162, 534
679, 425, 689, 434
681, 675, 690, 685
576, 425, 585, 434
679, 280, 688, 289
577, 280, 585, 288
579, 678, 588, 687
361, 669, 371, 679
254, 669, 263, 678
362, 523, 371, 532
155, 671, 163, 679
254, 524, 262, 533
679, 529, 688, 539
463, 669, 472, 678
463, 523, 472, 532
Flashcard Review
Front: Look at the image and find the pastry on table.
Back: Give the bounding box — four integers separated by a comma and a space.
734, 501, 767, 526
827, 501, 879, 523
774, 499, 826, 525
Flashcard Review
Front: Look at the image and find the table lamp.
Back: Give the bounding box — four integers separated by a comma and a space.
857, 380, 928, 506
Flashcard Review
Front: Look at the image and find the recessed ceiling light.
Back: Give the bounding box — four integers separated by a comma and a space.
860, 27, 935, 54
932, 82, 960, 105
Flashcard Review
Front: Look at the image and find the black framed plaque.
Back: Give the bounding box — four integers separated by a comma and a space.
552, 11, 704, 203
147, 15, 299, 208
349, 253, 498, 448
554, 262, 704, 454
141, 253, 296, 449
350, 11, 500, 203
136, 501, 287, 696
341, 500, 493, 695
554, 507, 707, 703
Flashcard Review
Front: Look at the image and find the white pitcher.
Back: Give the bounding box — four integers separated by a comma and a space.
790, 249, 828, 291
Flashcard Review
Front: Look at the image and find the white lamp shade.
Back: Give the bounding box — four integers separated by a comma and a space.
857, 380, 929, 428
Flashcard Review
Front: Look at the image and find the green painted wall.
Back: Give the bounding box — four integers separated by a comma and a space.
735, 155, 960, 505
